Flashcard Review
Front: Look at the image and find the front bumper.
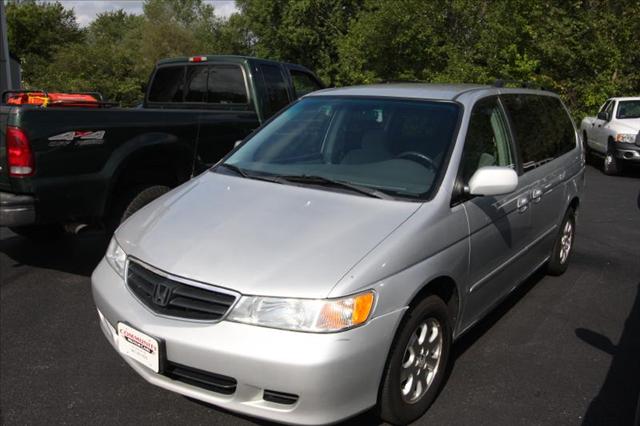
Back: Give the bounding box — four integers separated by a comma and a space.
614, 144, 640, 161
91, 258, 404, 425
0, 192, 36, 227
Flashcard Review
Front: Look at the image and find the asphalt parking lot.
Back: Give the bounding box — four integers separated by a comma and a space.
1, 164, 639, 426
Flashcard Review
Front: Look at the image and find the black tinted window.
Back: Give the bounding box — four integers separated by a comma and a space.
617, 100, 640, 119
543, 97, 577, 157
290, 70, 322, 97
208, 64, 247, 104
185, 66, 208, 102
501, 95, 575, 171
259, 64, 290, 118
148, 66, 185, 102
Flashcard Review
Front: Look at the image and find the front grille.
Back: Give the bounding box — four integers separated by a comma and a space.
126, 260, 237, 321
164, 362, 237, 395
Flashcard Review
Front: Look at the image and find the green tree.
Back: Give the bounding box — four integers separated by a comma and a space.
235, 0, 365, 85
6, 0, 83, 84
31, 10, 146, 106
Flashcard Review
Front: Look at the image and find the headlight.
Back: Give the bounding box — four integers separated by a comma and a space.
615, 133, 636, 143
226, 290, 375, 332
105, 237, 127, 277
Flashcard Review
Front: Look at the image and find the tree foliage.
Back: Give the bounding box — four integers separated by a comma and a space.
6, 0, 640, 116
6, 0, 83, 83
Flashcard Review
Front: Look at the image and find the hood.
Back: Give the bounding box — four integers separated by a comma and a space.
116, 172, 421, 298
615, 118, 640, 133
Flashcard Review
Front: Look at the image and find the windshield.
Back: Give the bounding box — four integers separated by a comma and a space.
617, 101, 640, 119
221, 97, 460, 199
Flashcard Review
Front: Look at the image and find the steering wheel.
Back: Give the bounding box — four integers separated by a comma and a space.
396, 151, 437, 170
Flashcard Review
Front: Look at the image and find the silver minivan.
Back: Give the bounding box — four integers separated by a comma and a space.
92, 84, 585, 425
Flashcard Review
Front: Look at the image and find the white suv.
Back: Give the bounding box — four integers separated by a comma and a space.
581, 97, 640, 174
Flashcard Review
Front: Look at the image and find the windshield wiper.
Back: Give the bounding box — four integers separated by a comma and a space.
220, 163, 284, 184
220, 166, 390, 199
278, 174, 392, 199
220, 163, 248, 177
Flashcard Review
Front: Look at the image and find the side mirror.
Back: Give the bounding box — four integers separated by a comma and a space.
468, 166, 518, 196
597, 111, 610, 121
234, 140, 243, 148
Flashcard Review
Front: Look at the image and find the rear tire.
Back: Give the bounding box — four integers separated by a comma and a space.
107, 185, 170, 233
9, 224, 65, 241
546, 208, 575, 276
378, 295, 452, 425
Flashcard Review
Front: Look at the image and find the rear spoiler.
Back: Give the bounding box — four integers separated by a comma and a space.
1, 90, 118, 108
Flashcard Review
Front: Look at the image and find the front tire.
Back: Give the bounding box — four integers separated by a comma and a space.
603, 138, 622, 175
547, 208, 575, 276
582, 131, 592, 164
603, 152, 621, 175
378, 295, 452, 425
107, 185, 170, 233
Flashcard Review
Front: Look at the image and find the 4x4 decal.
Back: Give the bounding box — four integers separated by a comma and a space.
48, 130, 106, 147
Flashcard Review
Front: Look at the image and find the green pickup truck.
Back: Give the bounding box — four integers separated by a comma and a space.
0, 55, 323, 237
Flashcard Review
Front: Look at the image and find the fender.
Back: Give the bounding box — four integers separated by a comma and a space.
98, 132, 196, 217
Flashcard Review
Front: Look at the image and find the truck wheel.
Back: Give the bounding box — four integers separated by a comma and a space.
603, 152, 621, 175
546, 207, 575, 276
603, 138, 622, 175
378, 295, 452, 425
9, 224, 65, 241
582, 131, 592, 163
108, 185, 170, 232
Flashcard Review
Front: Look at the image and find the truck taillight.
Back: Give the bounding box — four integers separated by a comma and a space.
188, 56, 207, 63
6, 126, 34, 177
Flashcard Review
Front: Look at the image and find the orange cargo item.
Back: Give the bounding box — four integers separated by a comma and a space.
6, 92, 99, 108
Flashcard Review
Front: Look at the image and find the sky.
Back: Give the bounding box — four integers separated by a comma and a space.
35, 1, 238, 26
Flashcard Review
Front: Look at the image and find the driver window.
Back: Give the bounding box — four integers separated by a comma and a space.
461, 97, 514, 183
599, 100, 611, 114
604, 100, 615, 116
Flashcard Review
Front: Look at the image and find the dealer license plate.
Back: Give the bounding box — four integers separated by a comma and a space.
117, 323, 161, 373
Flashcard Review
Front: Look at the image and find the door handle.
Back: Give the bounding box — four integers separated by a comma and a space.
531, 188, 543, 203
517, 196, 529, 213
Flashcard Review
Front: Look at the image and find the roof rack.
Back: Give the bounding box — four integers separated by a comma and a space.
493, 79, 547, 91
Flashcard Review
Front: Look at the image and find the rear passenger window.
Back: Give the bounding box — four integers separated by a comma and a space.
501, 94, 575, 171
541, 97, 577, 157
148, 66, 185, 102
259, 64, 291, 119
290, 70, 322, 97
461, 97, 514, 183
208, 64, 248, 104
185, 66, 208, 102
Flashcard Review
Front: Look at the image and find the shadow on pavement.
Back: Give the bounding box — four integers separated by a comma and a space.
453, 268, 546, 359
0, 229, 108, 277
579, 283, 640, 426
